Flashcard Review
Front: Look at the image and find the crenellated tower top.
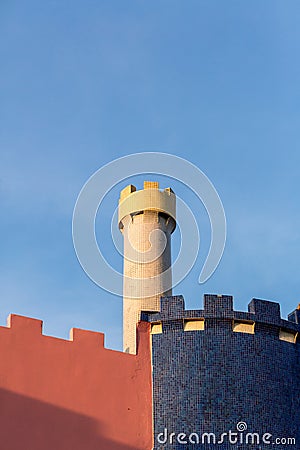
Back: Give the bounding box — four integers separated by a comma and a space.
118, 181, 176, 232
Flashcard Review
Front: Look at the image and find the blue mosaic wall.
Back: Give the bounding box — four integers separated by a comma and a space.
143, 295, 300, 449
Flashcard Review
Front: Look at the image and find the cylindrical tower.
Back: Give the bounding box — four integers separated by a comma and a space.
145, 295, 300, 449
118, 181, 176, 354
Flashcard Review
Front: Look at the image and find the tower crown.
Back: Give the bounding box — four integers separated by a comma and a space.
118, 181, 176, 231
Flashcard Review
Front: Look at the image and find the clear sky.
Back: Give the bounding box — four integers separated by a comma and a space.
1, 1, 300, 350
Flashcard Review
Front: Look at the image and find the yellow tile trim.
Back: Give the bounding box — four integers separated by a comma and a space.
151, 323, 162, 335
232, 320, 255, 334
279, 329, 297, 344
184, 319, 205, 332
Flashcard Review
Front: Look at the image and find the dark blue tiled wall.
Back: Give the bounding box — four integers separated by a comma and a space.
145, 295, 300, 450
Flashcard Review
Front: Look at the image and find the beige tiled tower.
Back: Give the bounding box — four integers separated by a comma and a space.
118, 181, 176, 354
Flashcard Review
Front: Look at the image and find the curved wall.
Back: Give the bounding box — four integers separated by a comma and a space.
145, 295, 300, 450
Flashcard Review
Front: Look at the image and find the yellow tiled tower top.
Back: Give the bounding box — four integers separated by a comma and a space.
118, 181, 176, 230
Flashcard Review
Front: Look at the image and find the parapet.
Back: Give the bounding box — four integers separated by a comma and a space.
118, 181, 176, 230
0, 313, 150, 357
142, 294, 300, 343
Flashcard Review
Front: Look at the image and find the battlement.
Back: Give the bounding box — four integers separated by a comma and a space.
142, 295, 300, 343
3, 313, 107, 349
118, 181, 176, 230
0, 313, 152, 355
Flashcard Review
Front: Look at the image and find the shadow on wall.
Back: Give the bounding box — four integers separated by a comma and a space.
0, 388, 140, 450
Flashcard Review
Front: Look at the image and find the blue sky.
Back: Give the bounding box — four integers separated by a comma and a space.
1, 1, 300, 350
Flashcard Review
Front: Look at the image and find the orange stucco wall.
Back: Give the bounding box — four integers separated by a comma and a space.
0, 314, 152, 450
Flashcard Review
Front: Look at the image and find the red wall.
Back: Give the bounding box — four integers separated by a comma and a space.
0, 314, 152, 450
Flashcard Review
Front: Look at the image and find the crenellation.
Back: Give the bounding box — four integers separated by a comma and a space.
204, 294, 233, 315
248, 298, 281, 322
6, 314, 43, 335
160, 295, 184, 321
288, 307, 300, 324
70, 328, 105, 348
144, 295, 300, 340
0, 313, 150, 356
